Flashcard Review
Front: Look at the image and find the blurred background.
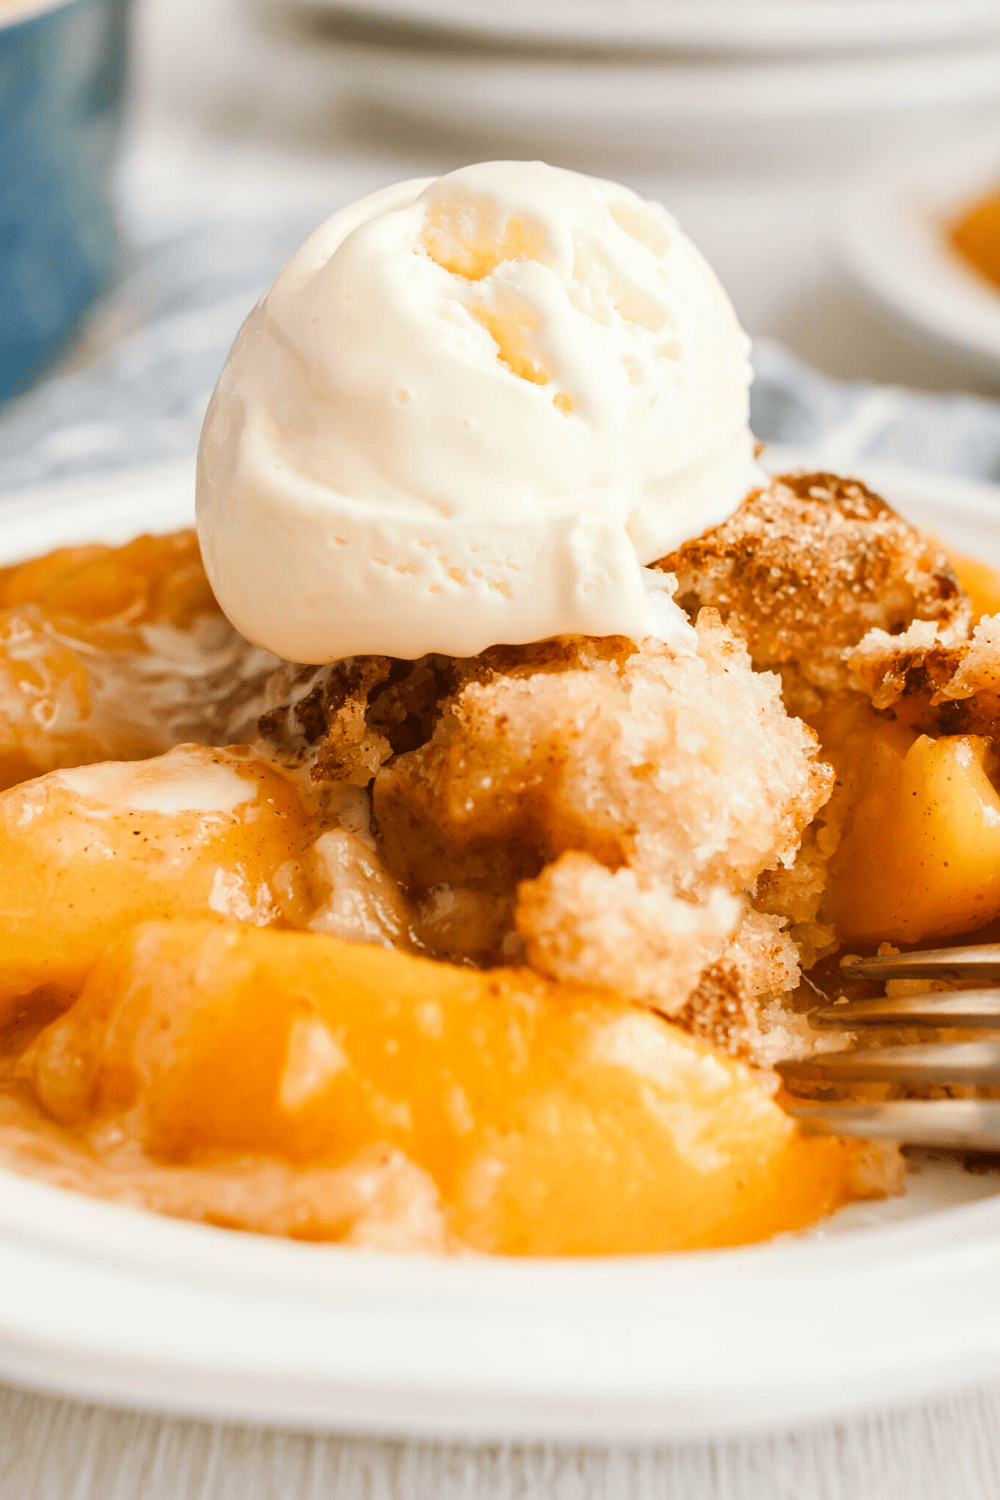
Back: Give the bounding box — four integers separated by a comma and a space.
3, 0, 1000, 489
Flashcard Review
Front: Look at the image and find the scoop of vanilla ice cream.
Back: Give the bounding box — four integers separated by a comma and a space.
197, 161, 762, 664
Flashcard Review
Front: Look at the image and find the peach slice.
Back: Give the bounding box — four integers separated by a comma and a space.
0, 531, 218, 639
0, 531, 265, 792
25, 919, 871, 1255
0, 745, 320, 1012
947, 546, 1000, 625
822, 708, 1000, 944
951, 194, 1000, 296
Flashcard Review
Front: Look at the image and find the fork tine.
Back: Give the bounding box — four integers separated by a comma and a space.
840, 945, 1000, 982
786, 1099, 1000, 1150
811, 990, 1000, 1028
777, 1041, 1000, 1086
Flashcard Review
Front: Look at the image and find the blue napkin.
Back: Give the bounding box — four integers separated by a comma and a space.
752, 339, 1000, 485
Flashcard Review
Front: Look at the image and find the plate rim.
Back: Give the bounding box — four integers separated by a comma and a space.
838, 129, 1000, 375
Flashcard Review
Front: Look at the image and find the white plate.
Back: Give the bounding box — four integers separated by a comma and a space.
289, 0, 1000, 56
840, 131, 1000, 380
328, 37, 1000, 169
4, 458, 1000, 1442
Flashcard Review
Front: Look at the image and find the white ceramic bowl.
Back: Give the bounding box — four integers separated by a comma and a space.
839, 130, 1000, 382
285, 0, 1000, 56
3, 458, 1000, 1442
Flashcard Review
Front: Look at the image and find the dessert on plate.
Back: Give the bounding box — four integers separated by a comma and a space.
1, 161, 997, 1256
952, 183, 1000, 294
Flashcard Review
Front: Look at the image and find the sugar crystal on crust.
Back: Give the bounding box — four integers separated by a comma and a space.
658, 471, 969, 717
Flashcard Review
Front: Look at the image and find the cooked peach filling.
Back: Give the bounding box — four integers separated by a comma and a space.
22, 920, 865, 1255
951, 190, 1000, 294
0, 744, 321, 1012
0, 530, 270, 792
7, 508, 1000, 1254
810, 544, 1000, 947
949, 547, 1000, 625
818, 699, 1000, 944
0, 532, 216, 633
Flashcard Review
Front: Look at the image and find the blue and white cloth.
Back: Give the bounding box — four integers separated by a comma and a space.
1, 224, 1000, 499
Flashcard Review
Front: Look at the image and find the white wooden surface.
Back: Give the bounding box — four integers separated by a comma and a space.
3, 1377, 1000, 1499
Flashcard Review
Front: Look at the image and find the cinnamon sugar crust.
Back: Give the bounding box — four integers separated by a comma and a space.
848, 614, 1000, 734
657, 472, 969, 717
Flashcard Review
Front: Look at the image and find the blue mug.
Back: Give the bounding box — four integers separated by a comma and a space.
0, 0, 128, 404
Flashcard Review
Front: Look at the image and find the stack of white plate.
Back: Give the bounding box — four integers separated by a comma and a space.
839, 125, 1000, 379
269, 0, 1000, 169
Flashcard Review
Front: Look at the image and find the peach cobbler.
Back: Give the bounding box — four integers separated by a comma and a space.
2, 163, 997, 1257
952, 184, 1000, 295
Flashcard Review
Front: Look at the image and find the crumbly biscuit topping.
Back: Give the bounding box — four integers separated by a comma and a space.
659, 472, 969, 717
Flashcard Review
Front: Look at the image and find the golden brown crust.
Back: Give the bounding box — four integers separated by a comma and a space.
256, 654, 456, 784
658, 472, 969, 715
848, 615, 1000, 733
255, 640, 630, 786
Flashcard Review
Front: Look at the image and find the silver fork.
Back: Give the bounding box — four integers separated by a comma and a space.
777, 946, 1000, 1151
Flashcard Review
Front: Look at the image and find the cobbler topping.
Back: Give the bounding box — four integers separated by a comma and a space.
659, 471, 968, 717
